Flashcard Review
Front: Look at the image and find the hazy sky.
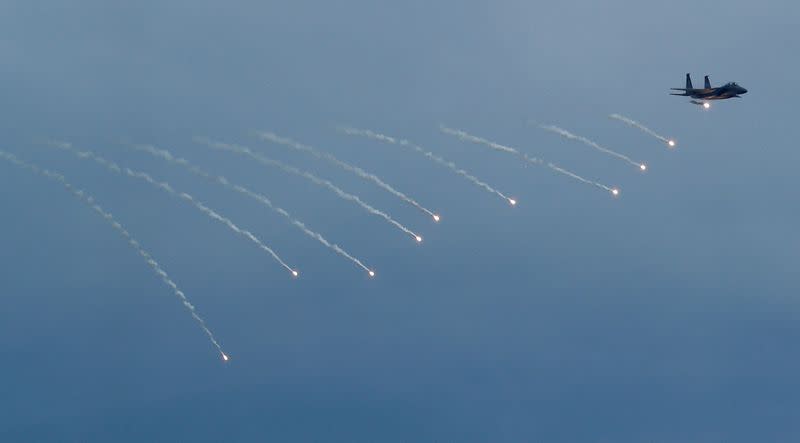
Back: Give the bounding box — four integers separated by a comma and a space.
2, 1, 800, 441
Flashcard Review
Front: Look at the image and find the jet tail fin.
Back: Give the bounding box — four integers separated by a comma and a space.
704, 75, 711, 89
685, 73, 693, 89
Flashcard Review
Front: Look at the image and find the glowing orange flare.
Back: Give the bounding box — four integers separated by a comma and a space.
292, 270, 299, 277
639, 164, 647, 171
611, 188, 620, 197
368, 270, 375, 277
703, 102, 711, 109
509, 198, 517, 206
432, 214, 440, 222
415, 235, 423, 243
668, 140, 676, 147
222, 353, 229, 362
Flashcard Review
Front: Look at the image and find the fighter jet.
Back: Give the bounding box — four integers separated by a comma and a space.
670, 73, 747, 106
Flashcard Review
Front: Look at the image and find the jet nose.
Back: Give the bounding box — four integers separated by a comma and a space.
740, 87, 748, 94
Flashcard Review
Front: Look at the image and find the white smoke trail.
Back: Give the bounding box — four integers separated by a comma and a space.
255, 131, 441, 222
545, 162, 616, 194
0, 150, 229, 361
538, 124, 647, 171
131, 143, 373, 275
609, 114, 675, 147
44, 141, 297, 276
440, 125, 618, 196
338, 126, 517, 206
195, 137, 422, 246
439, 126, 519, 154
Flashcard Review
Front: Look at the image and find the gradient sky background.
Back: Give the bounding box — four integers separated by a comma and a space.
2, 1, 800, 441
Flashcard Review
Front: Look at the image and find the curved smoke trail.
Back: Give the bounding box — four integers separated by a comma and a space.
440, 126, 519, 154
130, 143, 373, 275
255, 131, 441, 222
0, 150, 229, 361
538, 124, 647, 171
194, 137, 422, 245
439, 125, 618, 196
337, 126, 517, 206
609, 114, 675, 147
44, 141, 297, 276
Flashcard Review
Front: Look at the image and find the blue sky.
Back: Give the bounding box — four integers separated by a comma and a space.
2, 1, 800, 441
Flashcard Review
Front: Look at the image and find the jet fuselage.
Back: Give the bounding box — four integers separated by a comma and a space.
670, 74, 747, 103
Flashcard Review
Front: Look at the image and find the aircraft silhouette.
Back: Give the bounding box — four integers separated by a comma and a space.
670, 73, 747, 106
